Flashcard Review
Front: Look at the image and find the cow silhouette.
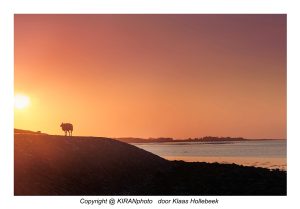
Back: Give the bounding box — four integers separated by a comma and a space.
60, 123, 73, 136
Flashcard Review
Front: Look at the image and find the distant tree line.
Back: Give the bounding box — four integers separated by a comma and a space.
181, 136, 246, 142
117, 136, 246, 143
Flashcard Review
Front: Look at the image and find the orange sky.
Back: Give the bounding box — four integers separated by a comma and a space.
14, 14, 286, 139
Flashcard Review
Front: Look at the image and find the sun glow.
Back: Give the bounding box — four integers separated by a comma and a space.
15, 94, 30, 109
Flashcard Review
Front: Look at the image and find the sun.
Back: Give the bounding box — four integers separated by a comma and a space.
15, 94, 30, 109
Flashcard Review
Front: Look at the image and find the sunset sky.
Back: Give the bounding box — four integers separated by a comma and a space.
14, 14, 286, 139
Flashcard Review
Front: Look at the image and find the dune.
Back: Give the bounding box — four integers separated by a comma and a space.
15, 132, 286, 195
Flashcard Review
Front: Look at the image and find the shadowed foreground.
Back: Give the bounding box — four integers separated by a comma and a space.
15, 133, 286, 195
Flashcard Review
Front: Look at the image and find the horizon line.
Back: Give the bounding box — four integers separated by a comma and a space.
14, 128, 287, 140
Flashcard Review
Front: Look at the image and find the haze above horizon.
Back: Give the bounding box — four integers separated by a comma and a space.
15, 14, 286, 139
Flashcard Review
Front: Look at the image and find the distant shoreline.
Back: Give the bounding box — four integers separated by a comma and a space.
116, 137, 286, 144
14, 128, 285, 143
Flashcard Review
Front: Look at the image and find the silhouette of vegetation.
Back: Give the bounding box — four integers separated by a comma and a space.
117, 136, 248, 143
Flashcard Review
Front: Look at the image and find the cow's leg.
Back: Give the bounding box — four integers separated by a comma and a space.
65, 131, 67, 136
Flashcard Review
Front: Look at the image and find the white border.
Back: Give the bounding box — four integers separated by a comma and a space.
1, 0, 299, 209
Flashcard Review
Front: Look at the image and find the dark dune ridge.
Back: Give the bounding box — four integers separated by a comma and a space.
15, 133, 286, 195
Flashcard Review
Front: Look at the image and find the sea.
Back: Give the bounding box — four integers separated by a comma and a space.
132, 140, 287, 170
